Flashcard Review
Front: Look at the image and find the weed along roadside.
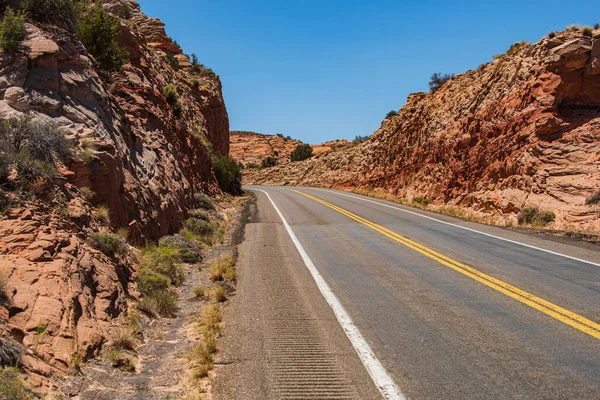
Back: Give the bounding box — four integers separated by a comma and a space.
58, 193, 252, 399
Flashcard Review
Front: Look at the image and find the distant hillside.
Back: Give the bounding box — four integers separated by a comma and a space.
230, 131, 348, 166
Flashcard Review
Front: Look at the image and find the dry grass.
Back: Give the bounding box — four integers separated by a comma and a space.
209, 254, 236, 282
193, 286, 205, 299
210, 286, 227, 303
93, 205, 111, 224
188, 303, 223, 382
199, 303, 223, 336
107, 348, 136, 372
79, 187, 95, 202
111, 327, 137, 351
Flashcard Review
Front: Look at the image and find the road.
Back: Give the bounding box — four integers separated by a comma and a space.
214, 186, 600, 400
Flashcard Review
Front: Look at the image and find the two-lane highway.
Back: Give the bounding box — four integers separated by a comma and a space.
240, 186, 600, 399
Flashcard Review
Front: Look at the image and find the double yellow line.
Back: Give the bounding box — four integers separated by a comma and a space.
294, 190, 600, 341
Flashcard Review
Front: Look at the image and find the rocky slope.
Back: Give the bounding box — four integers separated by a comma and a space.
0, 0, 228, 393
245, 27, 600, 232
230, 130, 348, 166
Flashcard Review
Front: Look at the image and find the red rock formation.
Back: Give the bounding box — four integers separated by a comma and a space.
245, 28, 600, 232
230, 130, 348, 167
0, 0, 229, 392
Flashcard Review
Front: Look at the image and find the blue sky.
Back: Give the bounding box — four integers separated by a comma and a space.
138, 0, 598, 144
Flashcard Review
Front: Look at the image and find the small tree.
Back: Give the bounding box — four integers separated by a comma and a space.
261, 156, 277, 168
0, 7, 26, 52
386, 110, 398, 119
25, 0, 80, 33
212, 153, 241, 194
290, 143, 313, 162
77, 1, 126, 72
429, 72, 453, 92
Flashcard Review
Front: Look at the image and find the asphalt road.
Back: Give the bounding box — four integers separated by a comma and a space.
215, 186, 600, 400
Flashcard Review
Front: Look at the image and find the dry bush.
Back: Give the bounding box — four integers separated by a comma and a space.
209, 254, 236, 282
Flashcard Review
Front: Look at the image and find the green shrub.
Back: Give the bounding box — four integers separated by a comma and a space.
386, 110, 398, 119
88, 232, 127, 257
14, 152, 56, 183
25, 0, 81, 33
595, 23, 599, 30
290, 143, 313, 162
185, 217, 216, 237
137, 269, 170, 295
164, 54, 180, 70
212, 153, 242, 193
194, 193, 214, 210
582, 26, 593, 37
77, 1, 126, 72
140, 246, 185, 286
0, 368, 30, 399
246, 162, 260, 169
163, 84, 182, 117
429, 72, 453, 92
152, 290, 179, 317
413, 197, 432, 206
507, 41, 528, 54
548, 31, 557, 39
535, 210, 556, 225
261, 156, 277, 168
158, 235, 202, 263
23, 121, 72, 163
188, 209, 209, 221
0, 8, 26, 52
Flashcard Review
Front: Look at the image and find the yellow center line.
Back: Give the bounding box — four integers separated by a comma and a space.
293, 190, 600, 341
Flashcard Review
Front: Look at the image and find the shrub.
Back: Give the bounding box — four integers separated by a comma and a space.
14, 153, 55, 183
77, 1, 126, 72
261, 156, 277, 168
507, 41, 528, 54
194, 193, 214, 210
88, 232, 127, 257
80, 187, 95, 201
595, 23, 599, 30
586, 191, 600, 205
429, 72, 453, 92
188, 209, 210, 221
246, 162, 260, 169
0, 368, 30, 399
354, 135, 368, 144
0, 8, 26, 52
158, 235, 202, 263
0, 273, 7, 305
0, 339, 21, 367
152, 290, 178, 317
139, 246, 185, 286
413, 196, 432, 206
517, 206, 555, 226
107, 349, 135, 372
212, 153, 242, 193
386, 110, 398, 119
185, 217, 216, 237
25, 0, 80, 33
137, 269, 170, 295
164, 54, 180, 70
548, 31, 557, 39
582, 26, 593, 37
163, 84, 178, 106
290, 143, 313, 162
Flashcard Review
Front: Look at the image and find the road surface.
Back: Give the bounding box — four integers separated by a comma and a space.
214, 186, 600, 400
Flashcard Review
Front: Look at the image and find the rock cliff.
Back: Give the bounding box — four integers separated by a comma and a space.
245, 27, 600, 232
0, 0, 229, 392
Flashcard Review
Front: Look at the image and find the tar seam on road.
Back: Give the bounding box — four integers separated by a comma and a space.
256, 189, 405, 400
294, 190, 600, 341
316, 188, 600, 269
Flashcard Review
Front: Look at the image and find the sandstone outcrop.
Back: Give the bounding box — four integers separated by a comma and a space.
230, 130, 348, 166
0, 0, 229, 393
245, 28, 600, 232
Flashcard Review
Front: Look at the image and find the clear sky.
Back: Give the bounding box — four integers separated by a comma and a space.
137, 0, 598, 144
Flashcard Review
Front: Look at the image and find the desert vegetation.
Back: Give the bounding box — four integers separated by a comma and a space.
517, 206, 556, 227
290, 143, 313, 162
212, 153, 242, 193
429, 72, 453, 92
261, 156, 278, 168
0, 7, 26, 52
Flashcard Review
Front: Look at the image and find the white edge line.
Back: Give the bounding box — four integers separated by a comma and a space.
314, 188, 600, 269
256, 189, 405, 400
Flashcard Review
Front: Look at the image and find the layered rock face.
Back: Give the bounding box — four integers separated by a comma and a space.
246, 28, 600, 232
230, 130, 348, 166
0, 0, 228, 391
